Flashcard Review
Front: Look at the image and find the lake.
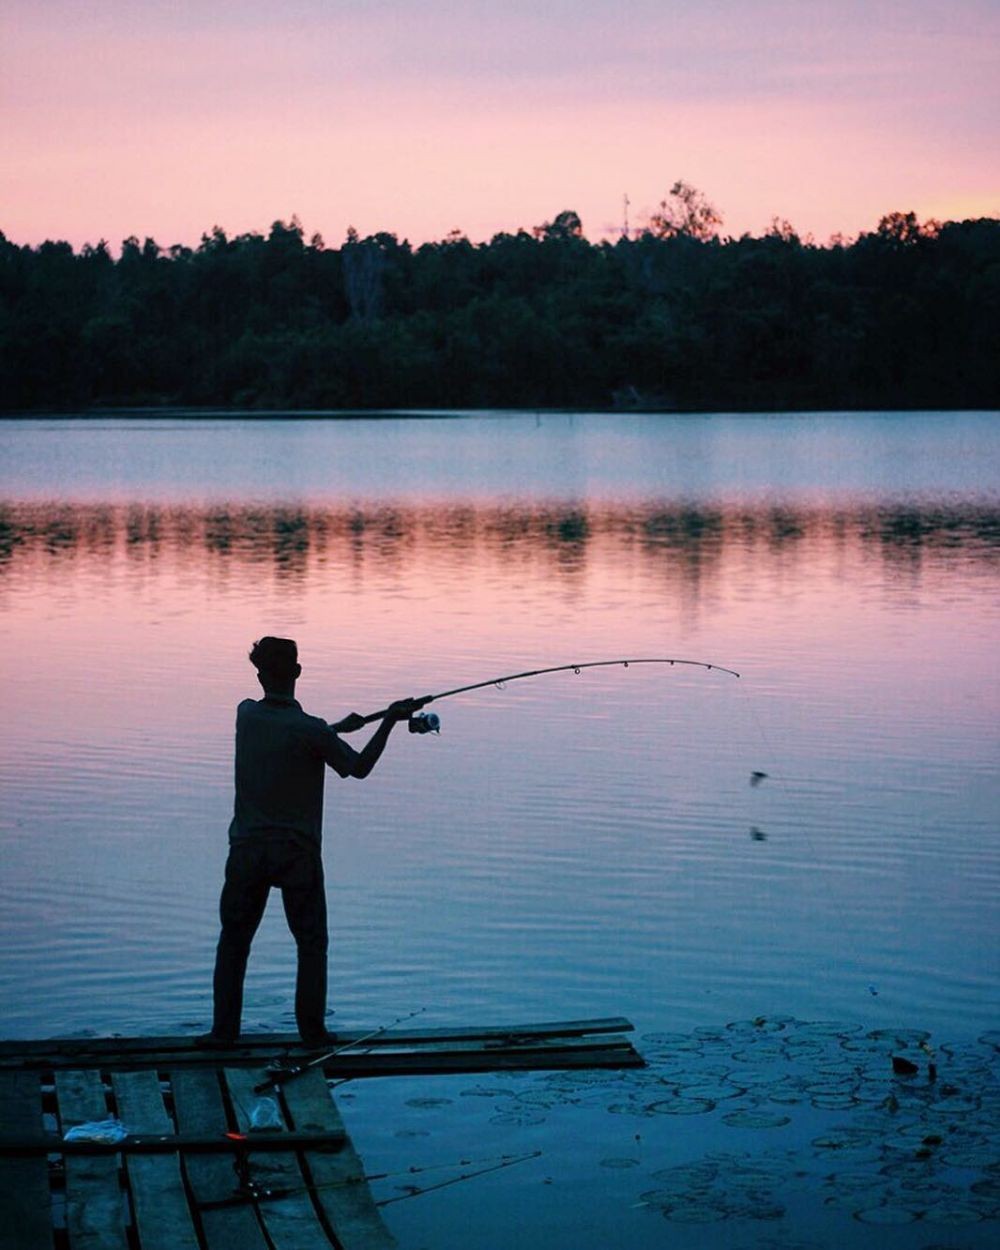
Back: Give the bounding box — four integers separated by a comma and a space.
1, 410, 998, 1247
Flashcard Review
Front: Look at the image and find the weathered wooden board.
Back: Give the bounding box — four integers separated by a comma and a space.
280, 1068, 396, 1250
0, 1071, 52, 1250
0, 1129, 348, 1156
0, 1016, 635, 1061
0, 1024, 636, 1250
315, 1037, 643, 1078
170, 1067, 271, 1250
110, 1070, 200, 1250
223, 1067, 337, 1250
2, 1032, 644, 1081
54, 1069, 128, 1250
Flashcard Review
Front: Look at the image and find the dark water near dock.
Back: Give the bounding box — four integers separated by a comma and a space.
1, 410, 998, 1246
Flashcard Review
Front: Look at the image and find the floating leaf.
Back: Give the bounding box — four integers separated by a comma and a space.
869, 1028, 932, 1047
489, 1109, 546, 1126
675, 1079, 746, 1102
854, 1203, 921, 1224
924, 1204, 985, 1225
664, 1203, 726, 1223
731, 1046, 786, 1064
812, 1127, 879, 1153
722, 1110, 791, 1129
941, 1142, 1000, 1169
646, 1096, 716, 1116
607, 1100, 644, 1116
811, 1092, 860, 1110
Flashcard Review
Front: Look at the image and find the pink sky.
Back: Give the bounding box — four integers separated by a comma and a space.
2, 0, 998, 251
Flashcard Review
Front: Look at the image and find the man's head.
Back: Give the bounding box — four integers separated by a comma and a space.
249, 636, 301, 693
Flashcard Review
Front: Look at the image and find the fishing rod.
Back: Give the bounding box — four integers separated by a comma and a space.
254, 1007, 427, 1093
201, 1149, 542, 1211
352, 657, 741, 734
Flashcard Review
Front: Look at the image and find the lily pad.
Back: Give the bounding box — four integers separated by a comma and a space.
941, 1142, 1000, 1169
868, 1028, 932, 1047
489, 1108, 546, 1126
812, 1127, 879, 1153
663, 1203, 727, 1223
722, 1109, 791, 1129
810, 1092, 860, 1110
641, 1031, 695, 1046
795, 1020, 861, 1040
853, 1202, 920, 1224
675, 1080, 746, 1102
923, 1204, 984, 1225
731, 1046, 787, 1065
646, 1096, 716, 1116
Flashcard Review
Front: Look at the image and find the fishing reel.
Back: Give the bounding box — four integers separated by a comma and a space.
408, 711, 441, 735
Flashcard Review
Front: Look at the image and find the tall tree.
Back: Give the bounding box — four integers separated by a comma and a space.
647, 181, 723, 241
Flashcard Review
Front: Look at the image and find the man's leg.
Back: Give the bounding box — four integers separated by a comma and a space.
275, 843, 329, 1044
211, 842, 270, 1040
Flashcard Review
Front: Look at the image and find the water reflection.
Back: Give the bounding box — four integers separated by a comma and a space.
2, 499, 997, 598
2, 482, 998, 1052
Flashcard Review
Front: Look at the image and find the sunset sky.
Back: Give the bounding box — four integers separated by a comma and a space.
3, 0, 998, 251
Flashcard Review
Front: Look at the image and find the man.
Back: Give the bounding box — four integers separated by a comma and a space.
202, 636, 420, 1047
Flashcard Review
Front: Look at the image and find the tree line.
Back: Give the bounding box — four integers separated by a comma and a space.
2, 188, 998, 411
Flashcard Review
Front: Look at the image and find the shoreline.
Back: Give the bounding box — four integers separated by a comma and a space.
2, 404, 998, 420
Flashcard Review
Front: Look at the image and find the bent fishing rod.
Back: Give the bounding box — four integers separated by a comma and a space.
350, 656, 741, 734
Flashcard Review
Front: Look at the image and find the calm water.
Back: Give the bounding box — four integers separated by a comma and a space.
1, 411, 998, 1247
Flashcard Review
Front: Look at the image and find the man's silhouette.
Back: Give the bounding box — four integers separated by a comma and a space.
203, 636, 419, 1047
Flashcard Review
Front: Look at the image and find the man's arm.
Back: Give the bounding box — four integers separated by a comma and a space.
320, 700, 421, 780
349, 702, 411, 779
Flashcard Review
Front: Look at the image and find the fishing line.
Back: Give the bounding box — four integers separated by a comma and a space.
375, 1149, 542, 1207
737, 677, 822, 861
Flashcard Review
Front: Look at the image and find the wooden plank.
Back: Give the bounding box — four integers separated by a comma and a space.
0, 1017, 635, 1060
4, 1035, 644, 1079
349, 1015, 635, 1044
280, 1069, 396, 1250
170, 1068, 270, 1250
223, 1067, 336, 1250
0, 1130, 347, 1157
0, 1071, 52, 1250
316, 1037, 644, 1078
331, 1034, 638, 1057
5, 1044, 643, 1077
111, 1071, 200, 1250
54, 1070, 127, 1250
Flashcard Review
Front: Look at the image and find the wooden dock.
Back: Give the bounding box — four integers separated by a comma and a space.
0, 1017, 642, 1249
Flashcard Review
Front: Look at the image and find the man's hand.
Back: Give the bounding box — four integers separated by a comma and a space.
385, 697, 427, 723
349, 697, 430, 778
331, 712, 366, 733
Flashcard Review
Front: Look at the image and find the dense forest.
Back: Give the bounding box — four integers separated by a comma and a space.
2, 188, 998, 411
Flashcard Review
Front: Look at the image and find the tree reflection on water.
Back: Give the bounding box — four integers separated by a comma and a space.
2, 499, 997, 598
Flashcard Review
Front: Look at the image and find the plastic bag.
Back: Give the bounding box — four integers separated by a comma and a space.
64, 1117, 128, 1144
249, 1097, 283, 1132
